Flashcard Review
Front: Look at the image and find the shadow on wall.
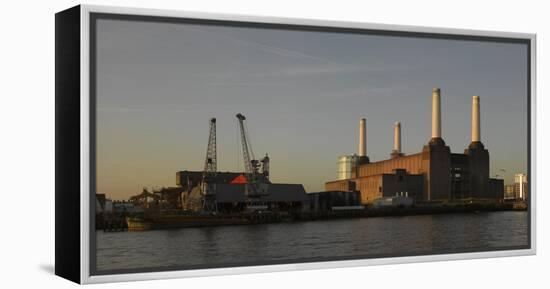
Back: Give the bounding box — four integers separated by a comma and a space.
38, 264, 55, 275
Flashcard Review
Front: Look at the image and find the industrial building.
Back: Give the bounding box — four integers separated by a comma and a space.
306, 191, 361, 212
326, 88, 504, 204
176, 170, 307, 213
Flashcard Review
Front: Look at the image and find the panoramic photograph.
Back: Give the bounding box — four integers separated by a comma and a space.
92, 16, 530, 274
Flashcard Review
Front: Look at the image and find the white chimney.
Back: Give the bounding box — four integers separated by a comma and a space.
431, 88, 441, 139
472, 95, 480, 142
359, 118, 366, 157
393, 121, 401, 153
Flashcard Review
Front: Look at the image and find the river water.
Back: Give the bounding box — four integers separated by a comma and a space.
95, 211, 528, 272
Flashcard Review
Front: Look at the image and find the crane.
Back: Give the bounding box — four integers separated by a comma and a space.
236, 113, 269, 200
202, 117, 218, 212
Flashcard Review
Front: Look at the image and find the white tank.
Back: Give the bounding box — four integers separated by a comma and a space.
337, 155, 359, 180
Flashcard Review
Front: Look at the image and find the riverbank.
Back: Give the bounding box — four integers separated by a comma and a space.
300, 201, 527, 221
97, 200, 527, 232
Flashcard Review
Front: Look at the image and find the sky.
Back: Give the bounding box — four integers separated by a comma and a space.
95, 18, 529, 200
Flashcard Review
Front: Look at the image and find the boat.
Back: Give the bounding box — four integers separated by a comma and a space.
126, 216, 153, 231
125, 211, 289, 231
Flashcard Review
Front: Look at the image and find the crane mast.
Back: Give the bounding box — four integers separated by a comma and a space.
261, 153, 270, 180
236, 114, 252, 174
202, 118, 217, 212
204, 118, 217, 173
236, 113, 267, 199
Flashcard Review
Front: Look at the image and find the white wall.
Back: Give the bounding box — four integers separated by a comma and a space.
0, 0, 547, 288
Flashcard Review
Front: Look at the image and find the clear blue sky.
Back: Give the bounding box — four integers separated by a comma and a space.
95, 19, 528, 200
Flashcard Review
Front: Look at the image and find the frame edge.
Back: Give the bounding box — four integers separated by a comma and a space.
76, 4, 537, 284
55, 4, 82, 284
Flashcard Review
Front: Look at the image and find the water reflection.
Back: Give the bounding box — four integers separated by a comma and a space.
96, 211, 528, 271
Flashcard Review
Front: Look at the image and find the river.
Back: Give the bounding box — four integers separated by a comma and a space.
95, 211, 528, 273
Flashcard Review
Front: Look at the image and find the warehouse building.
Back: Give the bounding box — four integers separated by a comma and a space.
306, 191, 361, 212
176, 170, 307, 212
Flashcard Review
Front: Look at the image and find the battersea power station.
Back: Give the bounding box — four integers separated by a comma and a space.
325, 88, 504, 204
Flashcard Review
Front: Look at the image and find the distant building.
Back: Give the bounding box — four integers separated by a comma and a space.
503, 174, 528, 200
505, 173, 528, 201
96, 193, 113, 214
504, 184, 516, 200
326, 89, 504, 204
515, 173, 528, 200
113, 201, 143, 214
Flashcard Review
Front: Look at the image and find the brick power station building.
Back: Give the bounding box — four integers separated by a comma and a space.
326, 88, 504, 204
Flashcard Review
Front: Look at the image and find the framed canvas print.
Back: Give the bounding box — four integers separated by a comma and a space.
55, 4, 536, 284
